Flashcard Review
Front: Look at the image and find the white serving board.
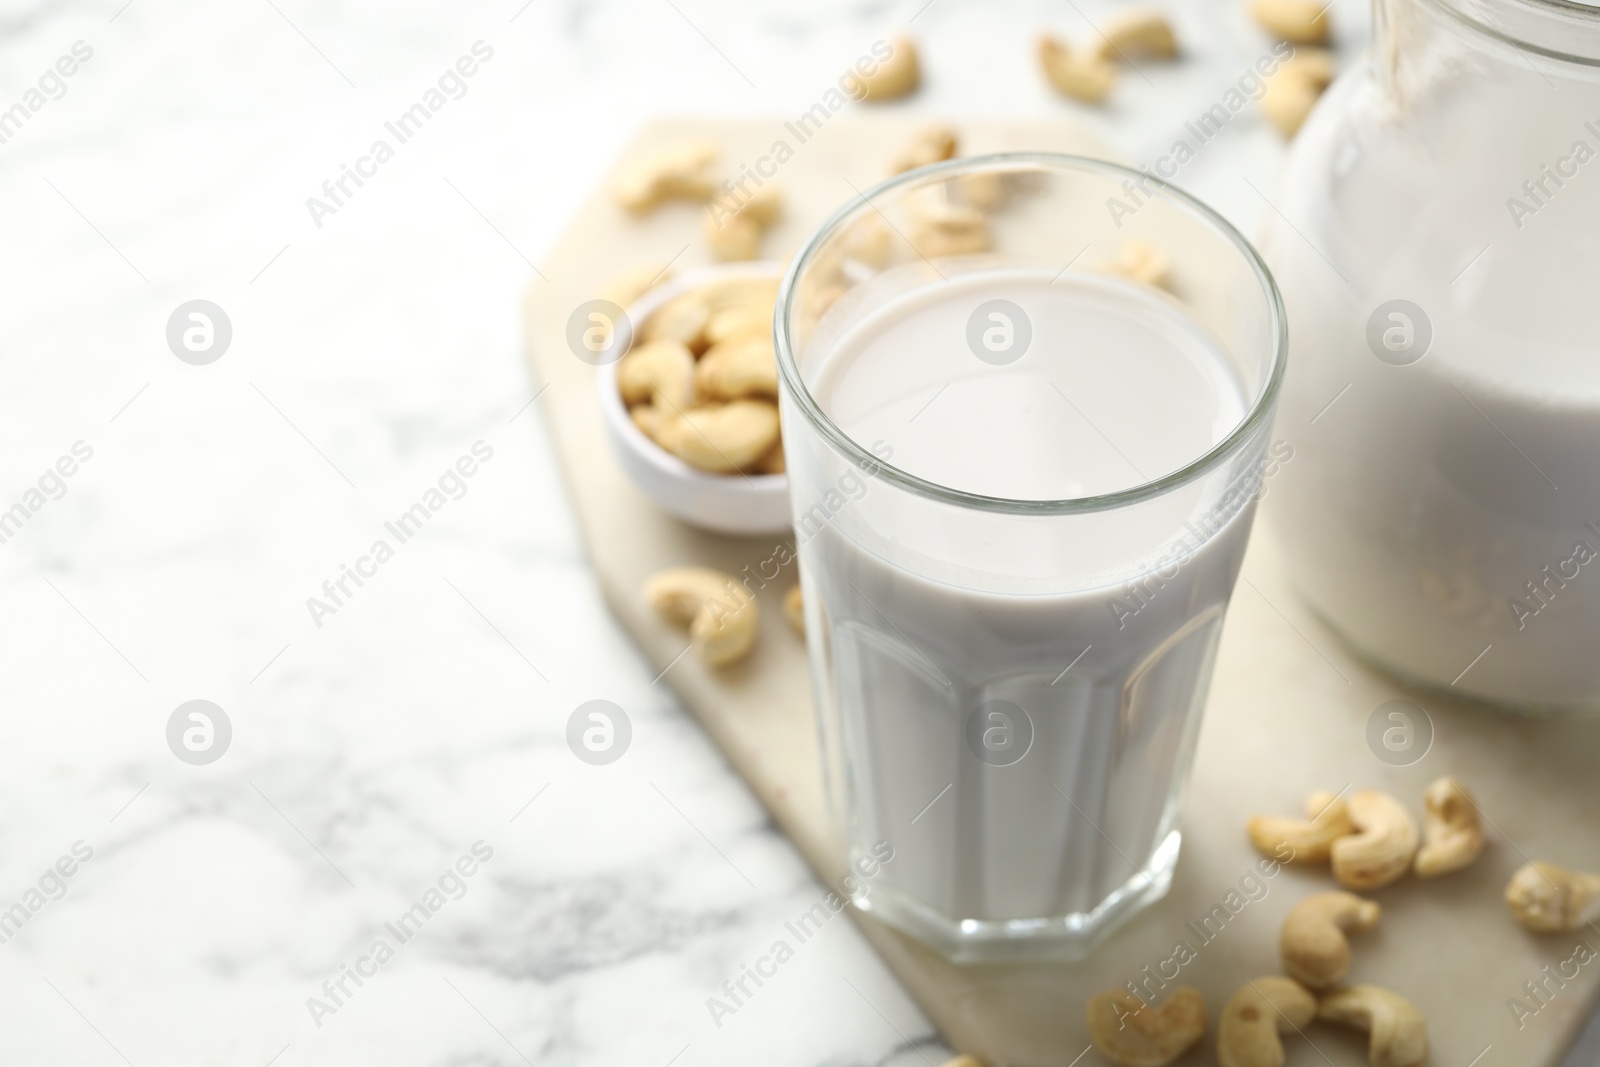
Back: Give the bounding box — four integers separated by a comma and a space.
524, 117, 1600, 1067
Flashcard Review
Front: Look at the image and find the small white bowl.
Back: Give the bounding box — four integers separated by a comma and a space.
595, 261, 791, 536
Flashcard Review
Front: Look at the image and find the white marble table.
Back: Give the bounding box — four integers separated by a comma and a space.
2, 0, 1596, 1064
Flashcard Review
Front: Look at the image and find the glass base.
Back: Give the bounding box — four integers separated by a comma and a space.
851, 829, 1182, 964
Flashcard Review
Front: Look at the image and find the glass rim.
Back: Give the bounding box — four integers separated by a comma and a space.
774, 151, 1290, 517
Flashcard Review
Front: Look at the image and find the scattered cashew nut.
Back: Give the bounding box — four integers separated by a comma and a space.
617, 340, 695, 411
1216, 976, 1315, 1067
696, 336, 779, 401
958, 170, 1006, 210
783, 585, 805, 636
657, 400, 781, 473
1506, 861, 1600, 932
837, 214, 895, 269
1260, 48, 1337, 139
614, 136, 721, 213
1096, 9, 1180, 61
890, 123, 958, 174
1039, 35, 1117, 103
1280, 891, 1381, 990
1248, 788, 1355, 864
905, 185, 990, 257
704, 185, 784, 261
1104, 239, 1173, 291
728, 183, 784, 226
1317, 985, 1428, 1067
938, 1057, 984, 1067
704, 214, 763, 261
1250, 0, 1332, 44
860, 35, 920, 101
1414, 776, 1485, 877
1086, 986, 1207, 1067
645, 567, 759, 667
1331, 790, 1420, 890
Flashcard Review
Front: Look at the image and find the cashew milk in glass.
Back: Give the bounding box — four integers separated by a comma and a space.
795, 266, 1262, 945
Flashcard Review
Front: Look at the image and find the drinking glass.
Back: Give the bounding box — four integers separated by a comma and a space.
775, 154, 1288, 961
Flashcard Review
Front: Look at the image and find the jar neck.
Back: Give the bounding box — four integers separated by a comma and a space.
1376, 0, 1600, 66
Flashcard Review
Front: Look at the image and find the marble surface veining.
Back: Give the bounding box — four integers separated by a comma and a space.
2, 0, 1596, 1064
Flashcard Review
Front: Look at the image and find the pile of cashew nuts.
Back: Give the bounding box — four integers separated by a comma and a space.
1062, 777, 1600, 1067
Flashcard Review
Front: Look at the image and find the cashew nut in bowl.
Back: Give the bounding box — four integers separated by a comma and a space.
656, 400, 781, 473
694, 275, 780, 314
1280, 891, 1381, 990
617, 340, 695, 410
645, 567, 759, 667
1506, 861, 1600, 932
1414, 776, 1486, 877
753, 441, 785, 474
1086, 986, 1206, 1067
1317, 985, 1428, 1067
695, 335, 779, 401
704, 303, 772, 346
1331, 790, 1419, 890
630, 403, 666, 445
1216, 976, 1315, 1067
1248, 789, 1355, 864
642, 291, 712, 353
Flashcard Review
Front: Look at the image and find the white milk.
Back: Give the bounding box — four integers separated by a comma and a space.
797, 269, 1259, 936
1266, 74, 1600, 709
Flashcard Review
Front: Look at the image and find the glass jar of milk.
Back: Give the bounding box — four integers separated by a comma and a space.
1264, 0, 1600, 713
778, 155, 1287, 960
